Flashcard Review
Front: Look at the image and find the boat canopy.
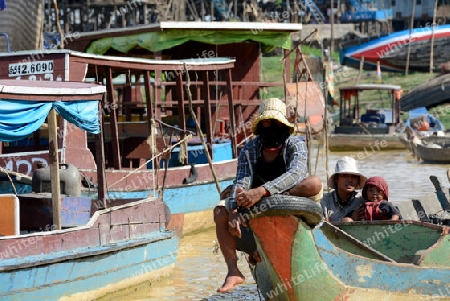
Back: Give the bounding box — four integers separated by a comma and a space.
86, 29, 293, 55
0, 80, 105, 142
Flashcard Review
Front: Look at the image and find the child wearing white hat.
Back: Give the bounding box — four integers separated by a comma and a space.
321, 156, 367, 222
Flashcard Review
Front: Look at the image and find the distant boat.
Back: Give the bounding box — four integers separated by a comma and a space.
401, 73, 450, 111
399, 107, 446, 150
329, 84, 406, 151
340, 24, 450, 72
413, 136, 450, 164
405, 107, 445, 133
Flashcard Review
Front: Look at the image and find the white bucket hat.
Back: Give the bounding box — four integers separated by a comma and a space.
327, 156, 367, 189
251, 98, 294, 135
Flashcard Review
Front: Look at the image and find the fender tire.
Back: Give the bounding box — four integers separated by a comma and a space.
239, 194, 323, 227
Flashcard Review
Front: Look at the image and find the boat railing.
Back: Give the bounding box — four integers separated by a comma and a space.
335, 125, 389, 135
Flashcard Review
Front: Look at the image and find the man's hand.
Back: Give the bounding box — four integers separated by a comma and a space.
228, 209, 245, 238
236, 186, 268, 209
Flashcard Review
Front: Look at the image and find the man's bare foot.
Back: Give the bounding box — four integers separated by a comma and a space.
217, 273, 245, 293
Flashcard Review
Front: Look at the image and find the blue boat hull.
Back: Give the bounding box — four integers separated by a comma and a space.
0, 235, 178, 301
0, 197, 179, 300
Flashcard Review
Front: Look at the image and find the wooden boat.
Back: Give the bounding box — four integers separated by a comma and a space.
339, 24, 450, 72
399, 109, 446, 153
0, 49, 239, 236
329, 84, 406, 151
2, 22, 307, 236
412, 136, 450, 164
246, 196, 450, 300
401, 73, 450, 112
0, 80, 179, 300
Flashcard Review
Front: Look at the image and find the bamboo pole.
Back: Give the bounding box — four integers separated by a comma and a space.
48, 109, 62, 230
405, 0, 416, 76
330, 0, 335, 54
430, 0, 438, 74
52, 0, 65, 49
294, 0, 298, 23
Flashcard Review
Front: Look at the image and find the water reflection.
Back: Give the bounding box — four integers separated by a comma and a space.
102, 150, 450, 300
103, 228, 260, 301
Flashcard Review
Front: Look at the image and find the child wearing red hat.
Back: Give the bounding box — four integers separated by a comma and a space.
343, 176, 401, 221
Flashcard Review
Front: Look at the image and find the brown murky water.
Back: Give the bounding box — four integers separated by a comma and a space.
104, 150, 450, 300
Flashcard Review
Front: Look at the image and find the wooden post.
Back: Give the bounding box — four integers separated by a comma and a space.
355, 92, 360, 120
144, 70, 154, 122
106, 67, 121, 169
226, 68, 237, 158
143, 3, 148, 24
330, 0, 334, 54
339, 90, 343, 126
405, 0, 416, 76
430, 0, 438, 74
284, 48, 291, 85
392, 90, 396, 125
48, 109, 62, 230
211, 0, 214, 20
286, 0, 291, 22
176, 72, 188, 165
294, 0, 298, 23
95, 100, 107, 208
203, 71, 213, 159
154, 52, 162, 119
201, 0, 205, 21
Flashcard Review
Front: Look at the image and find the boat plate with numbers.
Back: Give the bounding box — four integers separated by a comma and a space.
8, 60, 54, 77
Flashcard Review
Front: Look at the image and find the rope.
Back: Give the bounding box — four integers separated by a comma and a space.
108, 134, 193, 188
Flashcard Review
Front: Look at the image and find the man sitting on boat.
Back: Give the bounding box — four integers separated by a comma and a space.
321, 156, 367, 222
213, 97, 323, 293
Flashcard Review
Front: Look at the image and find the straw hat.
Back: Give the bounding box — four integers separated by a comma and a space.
251, 98, 294, 135
327, 156, 367, 189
